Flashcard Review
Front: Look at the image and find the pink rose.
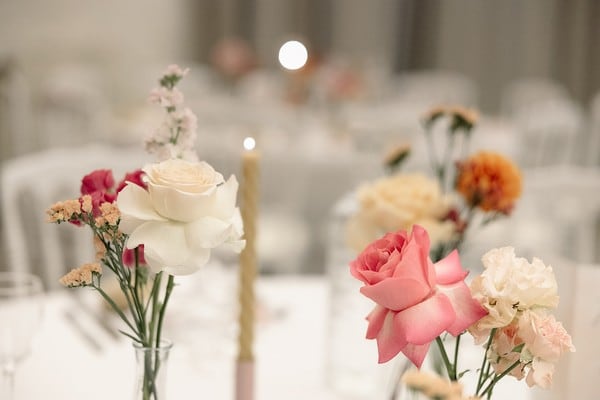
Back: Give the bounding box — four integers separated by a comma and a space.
350, 225, 487, 367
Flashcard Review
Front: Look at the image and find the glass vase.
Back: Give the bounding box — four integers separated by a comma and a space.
325, 192, 394, 398
132, 340, 173, 400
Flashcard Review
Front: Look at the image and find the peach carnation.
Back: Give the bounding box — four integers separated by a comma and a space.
456, 151, 522, 214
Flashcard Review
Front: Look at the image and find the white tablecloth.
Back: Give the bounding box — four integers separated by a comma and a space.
17, 274, 535, 400
18, 275, 339, 399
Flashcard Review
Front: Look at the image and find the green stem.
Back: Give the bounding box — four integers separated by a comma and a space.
93, 285, 140, 338
155, 275, 175, 349
476, 328, 496, 393
435, 337, 455, 381
441, 132, 456, 192
479, 360, 522, 397
423, 128, 440, 181
148, 272, 163, 346
453, 333, 461, 377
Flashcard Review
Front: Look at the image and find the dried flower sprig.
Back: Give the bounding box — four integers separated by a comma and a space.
145, 64, 198, 161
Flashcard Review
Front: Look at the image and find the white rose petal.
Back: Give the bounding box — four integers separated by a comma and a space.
117, 183, 167, 234
118, 159, 245, 276
126, 220, 212, 275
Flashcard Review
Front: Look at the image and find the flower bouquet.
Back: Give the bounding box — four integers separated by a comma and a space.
47, 65, 245, 399
347, 107, 575, 399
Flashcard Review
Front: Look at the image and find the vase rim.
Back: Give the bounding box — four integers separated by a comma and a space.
132, 339, 173, 351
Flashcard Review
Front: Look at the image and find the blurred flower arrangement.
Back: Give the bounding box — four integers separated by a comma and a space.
47, 65, 245, 399
348, 106, 574, 399
210, 37, 257, 86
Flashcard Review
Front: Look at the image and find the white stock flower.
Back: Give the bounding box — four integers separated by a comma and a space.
469, 247, 559, 342
163, 64, 189, 78
117, 159, 245, 275
149, 87, 184, 108
346, 173, 455, 251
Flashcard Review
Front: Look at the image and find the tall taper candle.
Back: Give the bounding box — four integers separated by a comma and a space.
236, 136, 259, 400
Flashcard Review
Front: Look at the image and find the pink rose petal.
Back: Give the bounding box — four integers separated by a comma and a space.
360, 277, 432, 311
434, 250, 469, 285
374, 310, 408, 363
438, 281, 488, 336
402, 342, 431, 369
394, 292, 455, 345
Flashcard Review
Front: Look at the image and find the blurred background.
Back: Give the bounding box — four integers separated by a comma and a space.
1, 0, 600, 280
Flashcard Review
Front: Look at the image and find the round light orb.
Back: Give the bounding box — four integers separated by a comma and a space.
243, 136, 256, 151
278, 40, 308, 70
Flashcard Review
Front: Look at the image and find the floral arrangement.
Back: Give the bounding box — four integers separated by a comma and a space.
210, 37, 257, 83
348, 106, 575, 399
47, 65, 245, 399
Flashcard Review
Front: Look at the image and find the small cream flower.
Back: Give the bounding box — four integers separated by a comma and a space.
95, 202, 120, 226
81, 195, 93, 213
46, 199, 81, 222
93, 236, 106, 261
59, 263, 102, 287
402, 370, 464, 399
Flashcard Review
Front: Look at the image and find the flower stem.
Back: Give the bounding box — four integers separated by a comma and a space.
93, 284, 140, 338
476, 328, 496, 394
479, 360, 522, 397
453, 333, 461, 376
435, 337, 456, 381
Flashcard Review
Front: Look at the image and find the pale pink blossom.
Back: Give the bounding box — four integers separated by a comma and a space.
149, 87, 184, 108
163, 64, 189, 78
488, 323, 526, 380
518, 310, 575, 388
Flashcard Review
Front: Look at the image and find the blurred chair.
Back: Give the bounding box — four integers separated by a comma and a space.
510, 97, 584, 167
587, 91, 600, 166
0, 58, 34, 159
390, 70, 479, 107
500, 77, 569, 118
36, 64, 111, 150
0, 144, 150, 288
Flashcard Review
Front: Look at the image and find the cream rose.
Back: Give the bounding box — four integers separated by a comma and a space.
117, 159, 245, 275
346, 173, 456, 251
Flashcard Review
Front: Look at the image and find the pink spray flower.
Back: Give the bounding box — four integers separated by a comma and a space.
80, 169, 116, 215
116, 169, 147, 193
350, 225, 487, 367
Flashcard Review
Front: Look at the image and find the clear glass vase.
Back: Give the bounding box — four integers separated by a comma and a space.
325, 192, 394, 399
132, 340, 173, 400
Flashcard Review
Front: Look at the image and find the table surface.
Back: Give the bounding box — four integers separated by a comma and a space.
16, 273, 533, 400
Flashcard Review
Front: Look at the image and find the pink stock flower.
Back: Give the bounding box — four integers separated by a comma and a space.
80, 169, 116, 215
123, 245, 147, 267
117, 169, 147, 193
350, 225, 487, 367
81, 169, 116, 199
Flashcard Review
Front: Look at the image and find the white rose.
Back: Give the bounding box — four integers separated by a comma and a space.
346, 173, 456, 251
469, 247, 559, 336
117, 159, 245, 275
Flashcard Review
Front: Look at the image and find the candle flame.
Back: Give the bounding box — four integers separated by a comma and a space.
243, 137, 256, 151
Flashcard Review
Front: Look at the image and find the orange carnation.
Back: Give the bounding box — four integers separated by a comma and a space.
456, 151, 522, 214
